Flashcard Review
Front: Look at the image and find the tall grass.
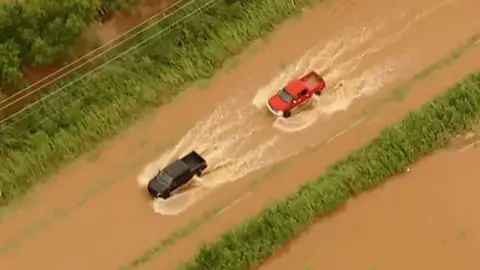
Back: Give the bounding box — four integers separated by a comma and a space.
0, 0, 318, 206
177, 72, 480, 270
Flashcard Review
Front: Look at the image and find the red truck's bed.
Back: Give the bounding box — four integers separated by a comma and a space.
300, 72, 325, 90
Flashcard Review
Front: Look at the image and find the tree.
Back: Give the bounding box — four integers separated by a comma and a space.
0, 0, 142, 88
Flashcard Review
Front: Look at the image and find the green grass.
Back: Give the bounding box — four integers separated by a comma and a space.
177, 72, 480, 270
0, 0, 323, 207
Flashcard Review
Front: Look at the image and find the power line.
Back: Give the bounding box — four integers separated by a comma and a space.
0, 0, 195, 108
0, 0, 220, 132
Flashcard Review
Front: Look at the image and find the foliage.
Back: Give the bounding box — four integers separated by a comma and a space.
0, 0, 141, 88
177, 72, 480, 270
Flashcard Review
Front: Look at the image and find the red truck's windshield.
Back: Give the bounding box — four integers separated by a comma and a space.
277, 88, 293, 102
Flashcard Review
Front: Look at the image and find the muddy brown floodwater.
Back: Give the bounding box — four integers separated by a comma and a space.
260, 136, 480, 270
0, 0, 479, 269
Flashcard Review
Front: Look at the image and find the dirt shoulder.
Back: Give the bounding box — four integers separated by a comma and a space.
0, 0, 479, 269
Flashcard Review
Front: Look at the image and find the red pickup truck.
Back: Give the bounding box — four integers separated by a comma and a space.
266, 71, 326, 118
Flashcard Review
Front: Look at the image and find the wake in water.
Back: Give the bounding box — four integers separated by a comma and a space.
251, 17, 387, 109
253, 0, 450, 133
136, 99, 254, 187
151, 135, 283, 215
137, 98, 291, 215
274, 55, 409, 132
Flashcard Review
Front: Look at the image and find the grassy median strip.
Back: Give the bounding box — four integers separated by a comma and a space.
177, 72, 480, 270
0, 0, 320, 207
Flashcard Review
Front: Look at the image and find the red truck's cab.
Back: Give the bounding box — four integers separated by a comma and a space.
266, 71, 326, 118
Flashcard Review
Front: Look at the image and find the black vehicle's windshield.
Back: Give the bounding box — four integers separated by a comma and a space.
277, 88, 293, 102
157, 170, 173, 185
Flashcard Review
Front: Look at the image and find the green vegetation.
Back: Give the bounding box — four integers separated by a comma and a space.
0, 0, 140, 88
0, 0, 319, 207
178, 72, 480, 270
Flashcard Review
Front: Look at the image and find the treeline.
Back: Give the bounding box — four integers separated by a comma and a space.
0, 0, 141, 88
178, 71, 480, 270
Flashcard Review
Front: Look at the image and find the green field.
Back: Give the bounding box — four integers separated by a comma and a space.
178, 71, 480, 270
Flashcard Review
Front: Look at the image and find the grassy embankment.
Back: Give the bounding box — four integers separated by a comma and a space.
178, 70, 480, 270
0, 0, 321, 206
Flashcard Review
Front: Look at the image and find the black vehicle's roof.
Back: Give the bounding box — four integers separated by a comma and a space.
164, 159, 189, 178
